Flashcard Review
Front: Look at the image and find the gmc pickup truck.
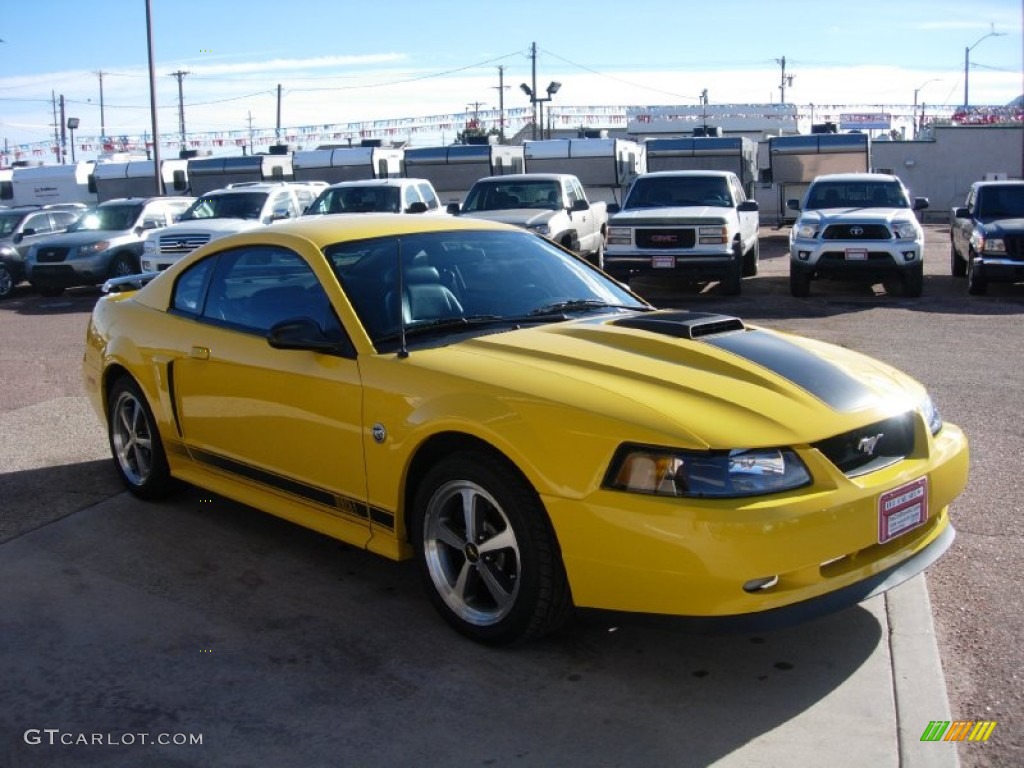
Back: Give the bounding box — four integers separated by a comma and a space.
450, 173, 608, 264
950, 180, 1024, 295
602, 170, 759, 295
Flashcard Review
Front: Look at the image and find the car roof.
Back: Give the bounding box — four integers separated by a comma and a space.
637, 170, 735, 179
475, 173, 573, 183
812, 173, 900, 183
971, 180, 1024, 188
98, 196, 193, 206
323, 178, 430, 189
261, 212, 514, 247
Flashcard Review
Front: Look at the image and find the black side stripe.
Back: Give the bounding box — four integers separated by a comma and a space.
704, 329, 875, 413
188, 447, 394, 530
166, 360, 183, 437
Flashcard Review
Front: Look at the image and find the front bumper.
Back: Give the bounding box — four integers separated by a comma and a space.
604, 249, 739, 280
791, 239, 922, 280
27, 252, 116, 288
975, 256, 1024, 284
544, 421, 968, 621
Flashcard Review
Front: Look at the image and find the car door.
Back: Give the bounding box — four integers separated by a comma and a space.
731, 175, 758, 249
954, 186, 977, 255
170, 244, 373, 540
566, 178, 595, 251
17, 212, 56, 256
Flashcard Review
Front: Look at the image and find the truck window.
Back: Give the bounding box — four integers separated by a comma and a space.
418, 183, 439, 210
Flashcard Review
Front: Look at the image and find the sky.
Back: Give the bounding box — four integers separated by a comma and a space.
1, 0, 1021, 159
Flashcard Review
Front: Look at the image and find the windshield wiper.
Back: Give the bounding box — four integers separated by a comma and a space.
376, 315, 506, 342
528, 300, 647, 317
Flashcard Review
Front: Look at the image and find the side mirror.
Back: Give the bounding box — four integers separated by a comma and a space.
406, 201, 428, 214
12, 232, 24, 244
738, 200, 759, 212
446, 202, 461, 215
786, 199, 801, 211
953, 207, 969, 219
267, 318, 340, 353
913, 197, 929, 211
607, 203, 621, 214
571, 199, 589, 212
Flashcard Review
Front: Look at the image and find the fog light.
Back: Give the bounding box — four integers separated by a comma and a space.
798, 251, 811, 261
902, 252, 917, 262
743, 575, 779, 593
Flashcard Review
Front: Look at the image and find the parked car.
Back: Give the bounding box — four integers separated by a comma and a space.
83, 215, 968, 645
603, 170, 759, 294
950, 180, 1024, 295
788, 173, 929, 297
0, 204, 84, 299
25, 197, 193, 297
303, 178, 445, 216
140, 181, 326, 272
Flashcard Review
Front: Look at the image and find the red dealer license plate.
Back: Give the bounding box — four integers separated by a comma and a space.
652, 255, 676, 269
845, 248, 868, 261
878, 477, 928, 544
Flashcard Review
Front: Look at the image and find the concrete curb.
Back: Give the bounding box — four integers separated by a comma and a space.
888, 574, 959, 768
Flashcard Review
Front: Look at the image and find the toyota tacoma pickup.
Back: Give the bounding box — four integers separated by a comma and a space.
950, 180, 1024, 295
602, 170, 759, 295
449, 173, 607, 264
788, 172, 929, 297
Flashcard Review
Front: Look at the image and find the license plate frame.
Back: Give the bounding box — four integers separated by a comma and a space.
845, 248, 869, 261
878, 476, 928, 544
651, 255, 676, 269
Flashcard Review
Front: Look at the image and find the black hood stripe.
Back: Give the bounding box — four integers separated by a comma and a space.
704, 329, 875, 412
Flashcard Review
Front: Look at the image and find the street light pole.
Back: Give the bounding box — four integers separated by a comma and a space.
963, 29, 1006, 108
913, 79, 939, 139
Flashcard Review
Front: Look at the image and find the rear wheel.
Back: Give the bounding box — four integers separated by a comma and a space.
107, 377, 173, 499
950, 241, 967, 277
967, 253, 988, 296
412, 452, 572, 645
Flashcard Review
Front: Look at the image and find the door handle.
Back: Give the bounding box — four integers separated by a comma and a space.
189, 346, 210, 360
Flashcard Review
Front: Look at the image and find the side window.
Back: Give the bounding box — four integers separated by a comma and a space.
201, 246, 344, 339
402, 186, 420, 210
51, 212, 78, 230
565, 182, 580, 207
171, 257, 216, 315
966, 188, 977, 214
418, 183, 439, 210
141, 207, 169, 229
731, 177, 746, 203
26, 213, 53, 234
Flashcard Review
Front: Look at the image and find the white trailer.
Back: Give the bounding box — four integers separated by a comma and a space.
769, 133, 871, 223
93, 159, 190, 201
292, 146, 404, 183
523, 138, 644, 205
0, 168, 13, 204
187, 154, 294, 195
11, 162, 99, 207
644, 137, 757, 197
403, 144, 524, 203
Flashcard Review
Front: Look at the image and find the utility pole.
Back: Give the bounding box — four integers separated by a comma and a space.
169, 69, 189, 149
59, 94, 67, 165
701, 88, 709, 129
145, 0, 162, 192
492, 65, 509, 143
51, 91, 62, 164
246, 111, 255, 156
95, 70, 106, 141
530, 42, 538, 140
776, 56, 794, 104
276, 84, 283, 143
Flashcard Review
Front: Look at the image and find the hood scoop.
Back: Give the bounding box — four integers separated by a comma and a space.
611, 311, 745, 339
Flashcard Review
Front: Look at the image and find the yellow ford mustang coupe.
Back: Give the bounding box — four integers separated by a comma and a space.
83, 215, 968, 644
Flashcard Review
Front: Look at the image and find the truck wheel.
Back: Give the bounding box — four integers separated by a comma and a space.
742, 239, 759, 277
589, 239, 605, 269
719, 244, 743, 295
901, 263, 924, 297
0, 264, 14, 299
950, 242, 967, 277
109, 253, 137, 279
790, 267, 811, 298
967, 254, 987, 296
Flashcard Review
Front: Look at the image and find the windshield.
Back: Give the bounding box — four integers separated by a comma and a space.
624, 176, 733, 208
462, 181, 562, 212
976, 185, 1024, 219
180, 192, 267, 221
305, 186, 401, 215
69, 205, 143, 232
324, 229, 646, 348
805, 181, 910, 210
0, 212, 25, 236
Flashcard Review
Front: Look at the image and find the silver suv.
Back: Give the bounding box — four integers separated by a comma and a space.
141, 181, 326, 272
25, 197, 192, 297
788, 173, 929, 297
0, 205, 84, 299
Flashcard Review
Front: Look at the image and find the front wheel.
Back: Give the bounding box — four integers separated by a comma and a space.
967, 253, 988, 296
901, 263, 924, 297
742, 239, 759, 277
950, 241, 967, 277
412, 452, 572, 644
109, 252, 137, 279
107, 377, 173, 499
0, 264, 14, 299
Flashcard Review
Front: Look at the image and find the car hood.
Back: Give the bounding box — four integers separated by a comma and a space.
403, 311, 923, 449
979, 217, 1024, 235
610, 206, 733, 224
460, 209, 559, 228
800, 207, 915, 225
156, 219, 265, 237
32, 229, 133, 246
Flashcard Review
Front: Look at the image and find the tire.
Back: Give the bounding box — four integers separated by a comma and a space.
720, 244, 743, 295
412, 452, 572, 645
950, 241, 967, 277
742, 238, 760, 277
901, 262, 924, 297
589, 238, 605, 270
967, 253, 988, 296
107, 377, 173, 499
790, 266, 811, 297
0, 264, 14, 299
35, 285, 65, 298
109, 252, 137, 279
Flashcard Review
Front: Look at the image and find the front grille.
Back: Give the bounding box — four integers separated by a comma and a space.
159, 234, 210, 254
818, 251, 895, 264
813, 411, 915, 477
1005, 235, 1024, 260
822, 224, 891, 240
636, 228, 697, 249
35, 247, 69, 263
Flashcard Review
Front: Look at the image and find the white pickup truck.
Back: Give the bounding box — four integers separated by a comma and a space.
450, 173, 608, 264
603, 170, 760, 295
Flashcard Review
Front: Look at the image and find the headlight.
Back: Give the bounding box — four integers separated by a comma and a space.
529, 223, 551, 235
143, 238, 157, 253
892, 220, 920, 240
605, 444, 812, 499
607, 226, 632, 245
0, 245, 16, 258
698, 225, 727, 244
795, 221, 818, 239
979, 236, 1005, 254
919, 395, 943, 436
78, 240, 111, 256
